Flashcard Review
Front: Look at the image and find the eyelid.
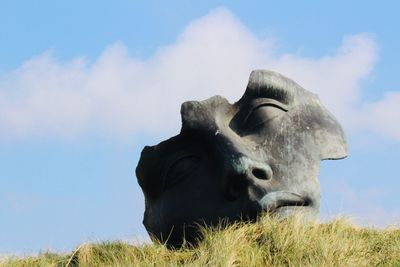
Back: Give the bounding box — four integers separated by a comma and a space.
162, 153, 198, 189
242, 98, 288, 125
162, 154, 195, 178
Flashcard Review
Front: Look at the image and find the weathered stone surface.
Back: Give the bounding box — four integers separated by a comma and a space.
136, 70, 348, 247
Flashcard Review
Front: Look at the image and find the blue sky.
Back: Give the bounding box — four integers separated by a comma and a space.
1, 1, 399, 254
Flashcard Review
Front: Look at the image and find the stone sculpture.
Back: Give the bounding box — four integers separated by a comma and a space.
136, 70, 348, 247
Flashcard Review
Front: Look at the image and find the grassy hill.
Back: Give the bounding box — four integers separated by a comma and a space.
3, 216, 400, 266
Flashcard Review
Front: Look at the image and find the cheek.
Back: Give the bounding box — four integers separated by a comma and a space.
156, 171, 223, 220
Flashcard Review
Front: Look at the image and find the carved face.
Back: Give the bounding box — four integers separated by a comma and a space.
136, 70, 348, 247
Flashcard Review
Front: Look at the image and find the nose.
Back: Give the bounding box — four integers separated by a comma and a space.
224, 156, 273, 201
232, 156, 273, 181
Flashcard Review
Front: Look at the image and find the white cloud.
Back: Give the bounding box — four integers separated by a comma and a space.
362, 91, 400, 139
0, 8, 399, 140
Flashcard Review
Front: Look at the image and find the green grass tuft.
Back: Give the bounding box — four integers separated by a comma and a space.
3, 216, 400, 266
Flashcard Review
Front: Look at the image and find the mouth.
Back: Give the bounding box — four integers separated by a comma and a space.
258, 191, 311, 213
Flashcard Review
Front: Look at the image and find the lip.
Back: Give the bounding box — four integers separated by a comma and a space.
258, 191, 310, 212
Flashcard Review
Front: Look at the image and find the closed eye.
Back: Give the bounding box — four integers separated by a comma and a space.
162, 154, 200, 192
242, 99, 288, 130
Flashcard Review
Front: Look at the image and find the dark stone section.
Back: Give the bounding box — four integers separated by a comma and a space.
136, 70, 348, 247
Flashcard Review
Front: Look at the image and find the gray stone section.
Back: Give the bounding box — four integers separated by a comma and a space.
136, 70, 348, 247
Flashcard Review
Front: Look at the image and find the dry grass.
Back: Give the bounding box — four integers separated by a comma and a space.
3, 216, 400, 266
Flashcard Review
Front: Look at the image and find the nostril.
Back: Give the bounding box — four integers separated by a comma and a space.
252, 168, 270, 180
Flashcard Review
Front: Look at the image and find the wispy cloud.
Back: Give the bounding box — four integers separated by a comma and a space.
321, 178, 400, 227
0, 8, 398, 140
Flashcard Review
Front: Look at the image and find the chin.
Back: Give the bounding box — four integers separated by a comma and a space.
265, 206, 319, 222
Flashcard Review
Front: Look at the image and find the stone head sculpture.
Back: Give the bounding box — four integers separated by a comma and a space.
136, 70, 348, 247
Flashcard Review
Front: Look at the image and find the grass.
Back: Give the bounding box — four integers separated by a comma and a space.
2, 216, 400, 266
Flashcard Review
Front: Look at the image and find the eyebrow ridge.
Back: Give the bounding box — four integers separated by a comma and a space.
253, 85, 289, 103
